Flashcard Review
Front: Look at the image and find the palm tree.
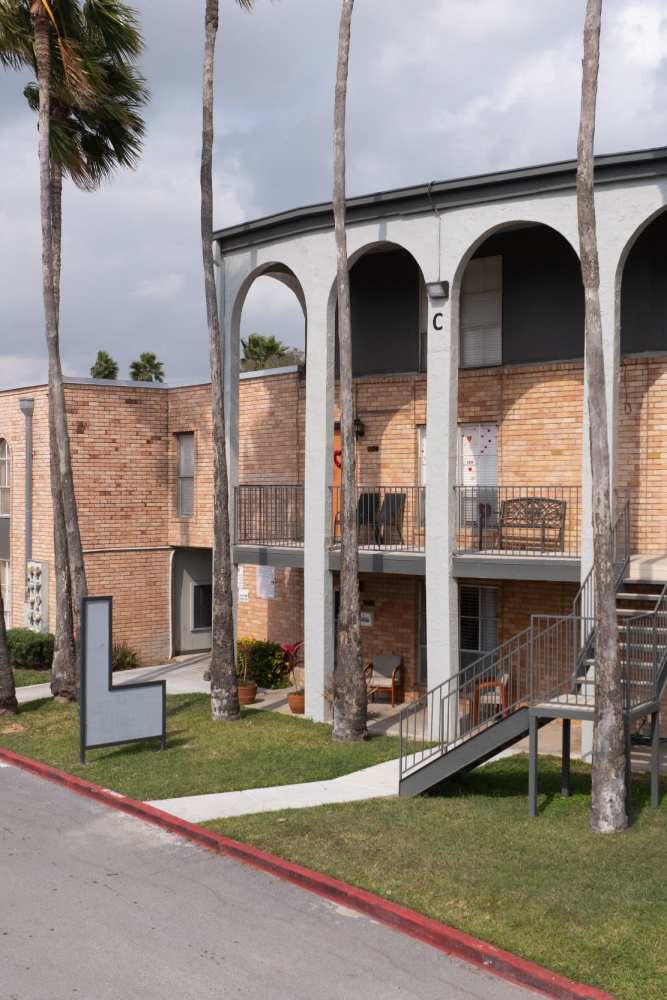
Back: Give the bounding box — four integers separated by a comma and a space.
201, 0, 253, 721
0, 579, 18, 715
129, 351, 164, 382
331, 0, 365, 741
1, 1, 148, 702
576, 0, 626, 834
241, 333, 291, 371
90, 350, 119, 379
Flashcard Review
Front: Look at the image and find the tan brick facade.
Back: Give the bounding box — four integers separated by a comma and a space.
1, 351, 666, 682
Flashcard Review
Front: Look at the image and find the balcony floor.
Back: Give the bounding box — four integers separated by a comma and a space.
453, 552, 581, 583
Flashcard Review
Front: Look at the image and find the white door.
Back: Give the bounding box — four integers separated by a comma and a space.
459, 424, 498, 525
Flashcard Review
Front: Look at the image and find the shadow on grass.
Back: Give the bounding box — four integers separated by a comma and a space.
427, 753, 665, 820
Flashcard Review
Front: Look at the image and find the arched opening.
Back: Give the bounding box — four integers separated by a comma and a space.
459, 223, 584, 369
620, 209, 667, 357
237, 265, 307, 372
617, 208, 667, 555
0, 438, 11, 626
335, 243, 427, 378
452, 224, 586, 670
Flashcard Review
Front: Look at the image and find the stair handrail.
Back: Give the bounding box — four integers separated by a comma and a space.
572, 498, 630, 663
620, 581, 667, 711
399, 501, 632, 784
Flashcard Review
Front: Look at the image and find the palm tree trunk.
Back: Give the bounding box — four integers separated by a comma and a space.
332, 0, 365, 742
576, 0, 627, 833
33, 11, 87, 700
49, 161, 78, 701
0, 575, 18, 715
201, 0, 239, 721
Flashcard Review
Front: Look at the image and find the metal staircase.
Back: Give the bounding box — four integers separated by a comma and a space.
398, 502, 667, 800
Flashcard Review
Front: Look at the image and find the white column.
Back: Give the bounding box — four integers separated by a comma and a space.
303, 290, 335, 721
425, 288, 459, 690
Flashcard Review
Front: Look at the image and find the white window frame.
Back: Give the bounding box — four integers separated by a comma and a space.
0, 439, 10, 519
176, 432, 195, 519
460, 255, 502, 368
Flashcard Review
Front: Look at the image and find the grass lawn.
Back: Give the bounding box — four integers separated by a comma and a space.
0, 694, 400, 801
13, 668, 50, 687
209, 756, 667, 1000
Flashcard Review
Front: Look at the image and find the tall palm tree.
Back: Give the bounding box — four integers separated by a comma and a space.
129, 351, 164, 382
331, 0, 365, 741
201, 0, 253, 721
576, 0, 626, 833
1, 1, 147, 701
0, 579, 18, 715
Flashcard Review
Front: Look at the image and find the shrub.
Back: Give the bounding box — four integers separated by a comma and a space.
237, 638, 288, 689
112, 643, 141, 672
7, 629, 54, 670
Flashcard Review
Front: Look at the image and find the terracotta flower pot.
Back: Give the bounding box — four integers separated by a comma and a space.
287, 691, 305, 715
238, 681, 258, 706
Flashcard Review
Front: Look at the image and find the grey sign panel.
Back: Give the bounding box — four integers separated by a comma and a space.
80, 597, 166, 763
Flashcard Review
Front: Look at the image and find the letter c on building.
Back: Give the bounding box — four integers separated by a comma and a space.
432, 312, 444, 332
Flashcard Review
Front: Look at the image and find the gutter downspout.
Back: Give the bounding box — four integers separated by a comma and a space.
19, 398, 34, 572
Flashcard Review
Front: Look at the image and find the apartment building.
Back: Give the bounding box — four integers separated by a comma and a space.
1, 148, 666, 774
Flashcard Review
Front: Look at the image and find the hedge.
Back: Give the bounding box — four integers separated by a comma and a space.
7, 629, 54, 670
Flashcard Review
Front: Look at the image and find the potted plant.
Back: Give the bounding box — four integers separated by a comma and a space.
282, 640, 304, 714
236, 639, 258, 706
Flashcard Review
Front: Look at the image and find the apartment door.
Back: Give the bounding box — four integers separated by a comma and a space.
458, 423, 498, 534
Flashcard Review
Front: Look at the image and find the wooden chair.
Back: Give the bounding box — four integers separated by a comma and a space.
473, 672, 511, 724
365, 654, 404, 707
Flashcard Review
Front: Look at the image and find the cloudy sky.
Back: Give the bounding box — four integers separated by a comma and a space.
1, 0, 666, 387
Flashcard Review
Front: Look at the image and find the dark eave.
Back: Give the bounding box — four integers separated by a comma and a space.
214, 146, 667, 254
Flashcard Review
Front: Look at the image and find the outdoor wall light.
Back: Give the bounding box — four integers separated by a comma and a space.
426, 280, 450, 301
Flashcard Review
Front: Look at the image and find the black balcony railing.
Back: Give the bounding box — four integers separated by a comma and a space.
236, 485, 304, 547
455, 485, 582, 558
330, 485, 425, 553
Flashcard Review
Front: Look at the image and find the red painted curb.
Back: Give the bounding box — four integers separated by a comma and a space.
0, 746, 614, 1000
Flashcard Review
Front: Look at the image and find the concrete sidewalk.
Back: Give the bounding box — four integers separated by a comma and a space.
148, 757, 400, 822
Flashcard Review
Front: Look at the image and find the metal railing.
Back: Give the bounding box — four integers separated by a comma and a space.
400, 624, 535, 779
573, 499, 630, 662
235, 485, 304, 547
454, 485, 581, 557
622, 583, 667, 712
330, 485, 425, 552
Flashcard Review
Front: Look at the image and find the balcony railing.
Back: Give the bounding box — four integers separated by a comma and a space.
330, 485, 425, 553
236, 485, 304, 547
455, 485, 581, 558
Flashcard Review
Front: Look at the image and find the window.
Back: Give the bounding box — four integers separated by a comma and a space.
460, 585, 498, 671
0, 439, 9, 517
0, 559, 9, 627
176, 433, 195, 518
461, 255, 502, 368
192, 583, 212, 631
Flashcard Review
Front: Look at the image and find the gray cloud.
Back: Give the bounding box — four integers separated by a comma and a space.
1, 0, 665, 386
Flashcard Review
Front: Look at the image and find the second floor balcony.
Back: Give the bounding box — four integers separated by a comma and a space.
454, 485, 582, 559
234, 483, 583, 574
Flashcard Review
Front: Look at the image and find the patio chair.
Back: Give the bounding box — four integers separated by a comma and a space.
375, 492, 406, 547
473, 672, 511, 724
365, 654, 404, 707
334, 491, 380, 546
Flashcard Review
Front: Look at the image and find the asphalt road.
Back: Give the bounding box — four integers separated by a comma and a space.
0, 765, 540, 1000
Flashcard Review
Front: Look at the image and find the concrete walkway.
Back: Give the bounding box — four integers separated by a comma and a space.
148, 757, 400, 822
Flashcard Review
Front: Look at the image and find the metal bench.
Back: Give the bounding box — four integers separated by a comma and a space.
497, 497, 566, 553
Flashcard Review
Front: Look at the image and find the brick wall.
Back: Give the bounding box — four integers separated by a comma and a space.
236, 564, 303, 647
356, 573, 422, 697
